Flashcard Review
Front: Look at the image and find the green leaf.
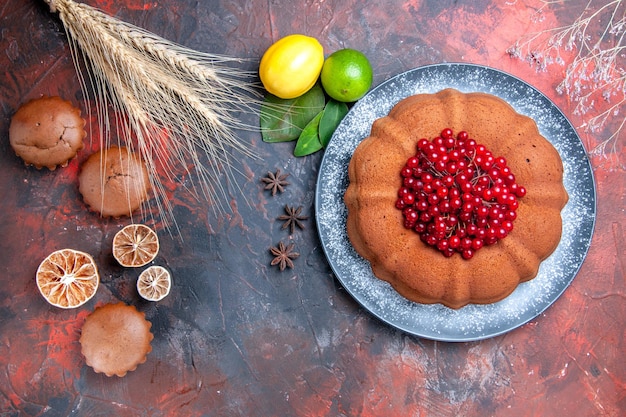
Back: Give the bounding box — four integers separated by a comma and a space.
260, 83, 326, 142
294, 111, 324, 157
319, 100, 349, 148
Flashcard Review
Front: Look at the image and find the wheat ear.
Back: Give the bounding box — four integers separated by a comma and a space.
44, 0, 262, 231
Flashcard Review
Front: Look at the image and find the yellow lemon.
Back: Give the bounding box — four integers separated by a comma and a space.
259, 34, 324, 99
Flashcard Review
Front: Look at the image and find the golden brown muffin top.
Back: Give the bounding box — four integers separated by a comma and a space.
9, 96, 86, 170
80, 303, 153, 377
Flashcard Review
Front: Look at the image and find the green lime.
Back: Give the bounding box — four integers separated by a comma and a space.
320, 49, 373, 102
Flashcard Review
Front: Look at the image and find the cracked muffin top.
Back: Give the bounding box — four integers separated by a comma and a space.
78, 146, 151, 217
9, 96, 86, 170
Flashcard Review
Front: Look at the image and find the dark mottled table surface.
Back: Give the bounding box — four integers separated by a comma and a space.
1, 0, 624, 416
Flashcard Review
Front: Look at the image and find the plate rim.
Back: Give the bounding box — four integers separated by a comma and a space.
315, 62, 597, 342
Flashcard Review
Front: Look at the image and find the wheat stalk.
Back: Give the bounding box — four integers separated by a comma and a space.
44, 0, 262, 231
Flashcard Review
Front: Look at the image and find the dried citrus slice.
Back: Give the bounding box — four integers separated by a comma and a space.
137, 266, 171, 301
112, 224, 159, 267
36, 249, 99, 309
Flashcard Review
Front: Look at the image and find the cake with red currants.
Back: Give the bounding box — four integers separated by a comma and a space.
344, 88, 568, 309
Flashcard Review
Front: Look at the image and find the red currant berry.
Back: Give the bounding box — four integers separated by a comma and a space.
496, 227, 508, 239
401, 167, 412, 177
471, 238, 484, 251
437, 239, 450, 252
426, 234, 438, 246
442, 247, 455, 257
414, 222, 427, 234
505, 210, 517, 221
406, 156, 419, 168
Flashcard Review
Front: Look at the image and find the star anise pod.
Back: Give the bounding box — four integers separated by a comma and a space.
278, 205, 308, 234
261, 169, 290, 196
269, 241, 299, 271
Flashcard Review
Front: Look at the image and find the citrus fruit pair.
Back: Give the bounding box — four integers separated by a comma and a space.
260, 35, 373, 102
112, 224, 171, 302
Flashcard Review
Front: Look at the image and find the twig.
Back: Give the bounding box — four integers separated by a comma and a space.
507, 0, 625, 168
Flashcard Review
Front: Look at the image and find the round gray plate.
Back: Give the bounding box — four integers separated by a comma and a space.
315, 63, 596, 342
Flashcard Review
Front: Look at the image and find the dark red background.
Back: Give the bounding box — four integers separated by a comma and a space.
1, 0, 624, 416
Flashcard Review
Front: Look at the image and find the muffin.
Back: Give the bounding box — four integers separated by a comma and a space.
78, 146, 151, 217
80, 303, 153, 377
9, 96, 86, 170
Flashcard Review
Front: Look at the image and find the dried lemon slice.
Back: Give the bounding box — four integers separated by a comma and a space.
137, 266, 171, 301
36, 249, 99, 309
112, 224, 159, 267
